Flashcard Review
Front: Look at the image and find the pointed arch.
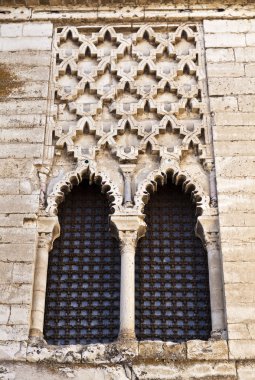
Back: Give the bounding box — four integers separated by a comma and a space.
46, 161, 123, 216
135, 179, 212, 342
134, 161, 210, 217
44, 179, 121, 345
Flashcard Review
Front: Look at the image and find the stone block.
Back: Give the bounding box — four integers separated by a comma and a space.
0, 159, 36, 179
0, 214, 23, 228
207, 63, 244, 77
0, 144, 43, 159
9, 305, 30, 325
0, 263, 13, 284
246, 33, 255, 46
0, 227, 36, 244
209, 78, 255, 96
214, 126, 255, 142
0, 284, 32, 304
1, 24, 23, 37
219, 211, 255, 226
138, 340, 163, 361
228, 324, 251, 340
237, 361, 255, 380
210, 96, 238, 112
245, 63, 255, 77
13, 263, 33, 284
0, 51, 51, 67
205, 33, 246, 48
204, 20, 255, 34
23, 23, 53, 37
0, 179, 19, 195
0, 114, 46, 129
214, 141, 255, 156
0, 128, 45, 143
206, 48, 235, 63
0, 99, 47, 115
27, 344, 83, 363
225, 283, 255, 304
0, 37, 52, 51
224, 262, 255, 283
227, 304, 255, 325
221, 242, 255, 262
0, 81, 49, 100
14, 66, 50, 82
214, 112, 255, 126
133, 362, 236, 379
19, 180, 35, 195
81, 343, 107, 364
162, 341, 187, 361
0, 341, 27, 361
215, 157, 255, 178
0, 243, 36, 262
218, 194, 255, 212
229, 340, 255, 359
0, 325, 28, 341
238, 95, 255, 112
0, 305, 10, 325
187, 340, 228, 360
235, 47, 255, 62
248, 323, 255, 339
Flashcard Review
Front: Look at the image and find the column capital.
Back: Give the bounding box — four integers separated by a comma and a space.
37, 216, 60, 251
119, 231, 138, 255
38, 233, 53, 250
195, 214, 219, 249
110, 214, 146, 241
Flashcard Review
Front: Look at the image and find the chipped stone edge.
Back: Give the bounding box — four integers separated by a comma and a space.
0, 339, 231, 365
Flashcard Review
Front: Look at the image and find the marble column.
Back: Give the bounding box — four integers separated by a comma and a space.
118, 231, 137, 340
206, 236, 225, 336
29, 216, 60, 339
30, 233, 52, 338
110, 214, 146, 341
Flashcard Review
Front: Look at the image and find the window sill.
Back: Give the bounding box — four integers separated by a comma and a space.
23, 339, 228, 364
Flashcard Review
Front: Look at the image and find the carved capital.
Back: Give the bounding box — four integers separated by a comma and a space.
195, 215, 219, 250
38, 233, 53, 250
110, 214, 146, 242
37, 216, 60, 252
119, 230, 138, 255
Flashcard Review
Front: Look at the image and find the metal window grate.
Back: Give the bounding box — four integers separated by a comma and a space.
135, 182, 211, 342
44, 180, 120, 345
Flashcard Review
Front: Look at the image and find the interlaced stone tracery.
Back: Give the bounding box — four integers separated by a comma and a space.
51, 24, 209, 168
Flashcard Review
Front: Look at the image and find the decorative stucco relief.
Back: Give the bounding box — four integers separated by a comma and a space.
44, 23, 214, 214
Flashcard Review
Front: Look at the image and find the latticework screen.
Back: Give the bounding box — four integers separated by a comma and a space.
135, 182, 211, 342
44, 180, 120, 345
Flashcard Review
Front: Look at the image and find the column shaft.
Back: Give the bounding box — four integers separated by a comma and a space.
207, 242, 225, 333
30, 235, 51, 338
119, 233, 136, 340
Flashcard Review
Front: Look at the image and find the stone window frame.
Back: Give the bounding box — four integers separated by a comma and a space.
30, 159, 226, 345
29, 19, 226, 352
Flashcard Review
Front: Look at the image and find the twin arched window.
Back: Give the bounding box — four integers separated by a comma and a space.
44, 179, 211, 345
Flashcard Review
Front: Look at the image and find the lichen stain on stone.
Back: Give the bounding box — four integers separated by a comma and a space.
0, 63, 24, 97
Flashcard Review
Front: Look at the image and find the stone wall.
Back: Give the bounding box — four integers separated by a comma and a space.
204, 19, 255, 360
0, 3, 255, 379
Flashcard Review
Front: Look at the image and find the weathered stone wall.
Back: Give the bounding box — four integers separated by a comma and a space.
204, 19, 255, 360
0, 3, 255, 380
0, 22, 53, 356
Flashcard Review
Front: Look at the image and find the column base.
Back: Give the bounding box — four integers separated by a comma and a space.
118, 329, 136, 342
210, 329, 227, 340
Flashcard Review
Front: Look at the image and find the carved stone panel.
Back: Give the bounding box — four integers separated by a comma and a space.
45, 23, 213, 215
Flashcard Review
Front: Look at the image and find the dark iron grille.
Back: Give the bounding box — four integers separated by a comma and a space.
135, 182, 211, 342
44, 180, 120, 345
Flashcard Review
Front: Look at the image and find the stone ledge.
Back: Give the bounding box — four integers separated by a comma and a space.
22, 339, 229, 364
